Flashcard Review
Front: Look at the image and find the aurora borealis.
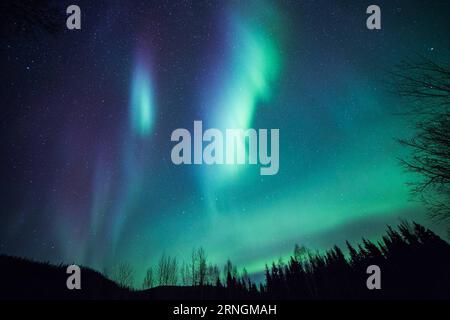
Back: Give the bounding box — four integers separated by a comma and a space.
130, 52, 155, 137
1, 0, 450, 286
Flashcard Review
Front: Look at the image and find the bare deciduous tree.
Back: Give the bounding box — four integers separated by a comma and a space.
180, 261, 190, 285
157, 254, 178, 286
190, 248, 198, 286
393, 57, 450, 224
180, 248, 219, 286
142, 266, 154, 289
187, 247, 209, 286
114, 262, 135, 289
197, 247, 207, 286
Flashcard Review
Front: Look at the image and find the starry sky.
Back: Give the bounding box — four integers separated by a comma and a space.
1, 0, 450, 285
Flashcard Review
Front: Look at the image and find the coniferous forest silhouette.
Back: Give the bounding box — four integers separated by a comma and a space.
1, 221, 449, 300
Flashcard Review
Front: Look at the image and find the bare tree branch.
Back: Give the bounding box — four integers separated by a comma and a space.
394, 57, 450, 224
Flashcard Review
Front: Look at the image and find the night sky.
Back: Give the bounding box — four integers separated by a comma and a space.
1, 0, 450, 285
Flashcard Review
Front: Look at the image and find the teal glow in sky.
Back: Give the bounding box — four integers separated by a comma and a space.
130, 56, 154, 136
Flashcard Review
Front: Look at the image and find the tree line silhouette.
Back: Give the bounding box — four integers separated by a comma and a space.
262, 222, 450, 299
105, 221, 449, 299
1, 221, 449, 299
